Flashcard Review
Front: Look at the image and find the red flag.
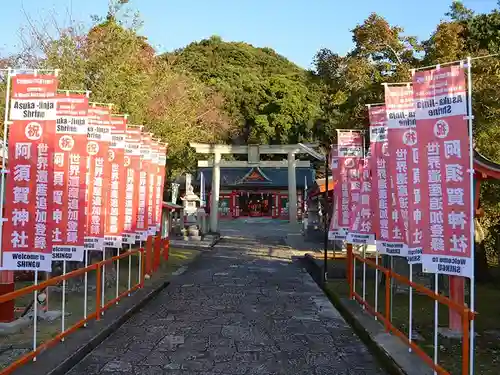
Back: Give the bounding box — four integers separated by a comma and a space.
148, 140, 160, 235
346, 155, 375, 245
136, 132, 152, 241
373, 86, 408, 256
156, 144, 167, 235
123, 127, 141, 245
383, 84, 414, 257
51, 94, 88, 262
104, 116, 127, 248
329, 131, 363, 241
413, 65, 472, 277
85, 106, 112, 251
368, 105, 401, 255
2, 73, 58, 271
385, 85, 423, 263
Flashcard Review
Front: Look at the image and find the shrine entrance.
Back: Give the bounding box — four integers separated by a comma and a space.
239, 192, 273, 217
190, 143, 317, 231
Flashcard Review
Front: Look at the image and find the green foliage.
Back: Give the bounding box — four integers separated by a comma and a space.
5, 1, 500, 258
165, 36, 322, 146
311, 13, 420, 143
312, 2, 500, 270
12, 8, 232, 179
446, 1, 474, 21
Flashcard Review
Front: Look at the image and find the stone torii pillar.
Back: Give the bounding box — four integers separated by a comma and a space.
288, 151, 298, 224
211, 152, 221, 232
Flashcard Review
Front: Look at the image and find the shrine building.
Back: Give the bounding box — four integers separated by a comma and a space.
195, 162, 314, 220
188, 143, 317, 230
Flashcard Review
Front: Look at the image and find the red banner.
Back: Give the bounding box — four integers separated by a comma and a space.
104, 116, 127, 248
51, 94, 88, 262
148, 140, 159, 235
368, 106, 394, 254
413, 65, 472, 277
137, 133, 151, 241
156, 144, 167, 235
385, 84, 424, 262
328, 145, 340, 240
383, 85, 414, 257
85, 106, 112, 251
2, 73, 58, 271
329, 131, 363, 241
123, 127, 141, 245
347, 155, 375, 245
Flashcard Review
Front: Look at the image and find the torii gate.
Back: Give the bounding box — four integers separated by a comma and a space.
189, 143, 317, 232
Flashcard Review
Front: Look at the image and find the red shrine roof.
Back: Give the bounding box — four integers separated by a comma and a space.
473, 149, 500, 180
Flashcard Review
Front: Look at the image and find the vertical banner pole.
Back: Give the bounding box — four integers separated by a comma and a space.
83, 250, 88, 326
128, 243, 132, 295
375, 249, 378, 319
433, 272, 439, 375
362, 136, 367, 306
101, 250, 105, 314
0, 68, 12, 267
390, 256, 394, 320
409, 263, 413, 352
115, 250, 120, 304
362, 244, 366, 307
323, 148, 329, 284
466, 56, 476, 375
61, 260, 66, 340
138, 241, 142, 285
33, 269, 39, 361
353, 252, 356, 297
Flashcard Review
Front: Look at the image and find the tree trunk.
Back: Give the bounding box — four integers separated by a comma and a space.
475, 241, 493, 283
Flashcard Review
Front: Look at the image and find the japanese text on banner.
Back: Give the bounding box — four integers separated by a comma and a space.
156, 144, 167, 234
123, 127, 141, 245
368, 106, 392, 255
137, 133, 152, 241
104, 116, 127, 248
385, 85, 423, 263
347, 155, 375, 245
334, 131, 363, 241
148, 140, 159, 235
379, 86, 412, 257
413, 65, 472, 277
85, 106, 112, 252
2, 74, 58, 271
328, 145, 343, 240
51, 94, 88, 262
384, 85, 416, 258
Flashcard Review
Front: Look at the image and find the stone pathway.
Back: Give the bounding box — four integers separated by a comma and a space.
66, 235, 386, 375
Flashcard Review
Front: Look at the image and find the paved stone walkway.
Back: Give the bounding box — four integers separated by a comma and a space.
66, 235, 385, 375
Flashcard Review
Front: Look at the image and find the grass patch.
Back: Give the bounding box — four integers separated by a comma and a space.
326, 270, 500, 375
0, 248, 199, 368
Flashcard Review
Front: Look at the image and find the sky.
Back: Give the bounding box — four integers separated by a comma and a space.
0, 0, 498, 69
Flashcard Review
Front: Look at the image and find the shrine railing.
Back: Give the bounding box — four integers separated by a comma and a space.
0, 235, 170, 375
346, 244, 475, 375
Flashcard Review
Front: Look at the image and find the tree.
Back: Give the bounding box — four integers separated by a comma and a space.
312, 3, 500, 279
445, 1, 474, 21
421, 3, 500, 279
15, 6, 233, 179
166, 37, 322, 148
312, 13, 420, 146
351, 13, 420, 80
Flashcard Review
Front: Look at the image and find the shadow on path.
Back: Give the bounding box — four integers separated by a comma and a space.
66, 229, 385, 375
